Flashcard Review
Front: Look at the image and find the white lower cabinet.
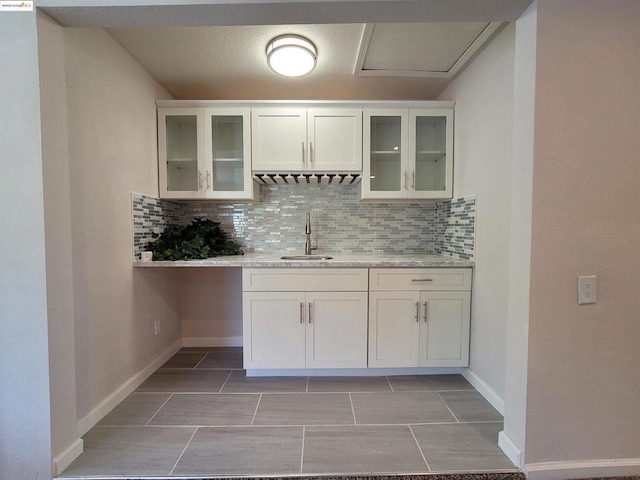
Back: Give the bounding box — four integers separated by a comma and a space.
242, 267, 471, 371
368, 268, 472, 368
242, 269, 368, 369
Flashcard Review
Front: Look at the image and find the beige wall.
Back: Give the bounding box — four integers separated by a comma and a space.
180, 268, 243, 344
63, 28, 182, 420
438, 23, 515, 406
38, 11, 82, 472
526, 0, 640, 466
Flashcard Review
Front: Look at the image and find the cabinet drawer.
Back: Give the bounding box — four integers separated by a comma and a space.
243, 268, 369, 292
369, 268, 471, 291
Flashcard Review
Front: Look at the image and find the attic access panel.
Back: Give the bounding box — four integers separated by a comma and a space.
354, 22, 503, 78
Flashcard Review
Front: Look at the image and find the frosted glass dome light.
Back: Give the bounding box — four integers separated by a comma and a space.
266, 35, 317, 77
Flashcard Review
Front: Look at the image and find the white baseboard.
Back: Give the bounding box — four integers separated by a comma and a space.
461, 368, 505, 415
52, 438, 84, 476
498, 430, 522, 469
182, 336, 243, 347
246, 367, 465, 377
77, 339, 182, 436
525, 457, 640, 480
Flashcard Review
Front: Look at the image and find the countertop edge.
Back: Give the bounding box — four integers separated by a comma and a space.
133, 254, 474, 269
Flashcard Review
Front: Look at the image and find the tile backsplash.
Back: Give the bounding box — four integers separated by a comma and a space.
132, 187, 475, 260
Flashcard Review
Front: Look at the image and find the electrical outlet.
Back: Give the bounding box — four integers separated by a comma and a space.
578, 275, 597, 305
154, 319, 161, 335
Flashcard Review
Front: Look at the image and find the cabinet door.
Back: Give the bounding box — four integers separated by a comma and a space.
368, 291, 420, 367
418, 291, 470, 367
243, 292, 306, 369
251, 108, 307, 171
308, 109, 362, 171
362, 109, 409, 200
306, 292, 368, 368
408, 109, 453, 199
204, 108, 255, 200
158, 108, 205, 199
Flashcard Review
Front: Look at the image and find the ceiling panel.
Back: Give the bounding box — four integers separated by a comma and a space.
363, 22, 491, 73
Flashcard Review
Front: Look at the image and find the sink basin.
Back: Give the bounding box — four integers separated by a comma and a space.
280, 255, 334, 260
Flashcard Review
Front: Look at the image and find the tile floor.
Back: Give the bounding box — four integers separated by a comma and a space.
60, 347, 516, 478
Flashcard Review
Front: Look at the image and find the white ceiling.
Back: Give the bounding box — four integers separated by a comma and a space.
106, 22, 500, 100
42, 0, 533, 101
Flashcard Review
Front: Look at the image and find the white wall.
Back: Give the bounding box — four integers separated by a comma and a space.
525, 0, 640, 473
63, 28, 182, 421
38, 11, 83, 473
503, 0, 537, 468
0, 11, 53, 480
438, 23, 515, 406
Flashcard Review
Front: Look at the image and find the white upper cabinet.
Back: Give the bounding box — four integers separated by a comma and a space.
362, 108, 453, 200
158, 107, 255, 200
252, 107, 362, 172
159, 108, 205, 199
203, 108, 254, 200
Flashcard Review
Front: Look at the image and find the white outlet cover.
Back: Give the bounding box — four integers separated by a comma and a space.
578, 275, 597, 305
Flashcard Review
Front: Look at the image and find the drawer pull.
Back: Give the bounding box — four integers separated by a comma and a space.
412, 278, 434, 282
300, 302, 304, 324
423, 301, 428, 322
415, 301, 419, 323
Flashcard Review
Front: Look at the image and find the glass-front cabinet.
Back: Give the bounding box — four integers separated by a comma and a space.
158, 107, 254, 200
362, 108, 453, 200
204, 108, 253, 200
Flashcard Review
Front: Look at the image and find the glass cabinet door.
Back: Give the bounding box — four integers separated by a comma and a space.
362, 109, 408, 199
158, 108, 205, 199
409, 109, 453, 199
204, 108, 253, 200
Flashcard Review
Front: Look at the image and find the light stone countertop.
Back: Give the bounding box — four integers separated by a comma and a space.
133, 252, 474, 268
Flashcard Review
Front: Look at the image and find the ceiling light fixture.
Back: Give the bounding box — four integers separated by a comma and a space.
266, 34, 317, 77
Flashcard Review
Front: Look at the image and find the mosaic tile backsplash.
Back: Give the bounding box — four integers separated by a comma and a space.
131, 193, 181, 260
132, 188, 475, 260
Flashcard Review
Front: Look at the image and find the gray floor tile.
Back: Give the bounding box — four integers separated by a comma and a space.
303, 425, 428, 474
387, 374, 473, 391
136, 370, 231, 393
61, 426, 196, 477
221, 370, 307, 393
307, 376, 392, 392
149, 393, 259, 426
196, 350, 243, 369
411, 422, 515, 471
161, 351, 207, 368
172, 426, 303, 476
439, 390, 503, 422
98, 393, 170, 426
253, 393, 354, 426
351, 391, 456, 424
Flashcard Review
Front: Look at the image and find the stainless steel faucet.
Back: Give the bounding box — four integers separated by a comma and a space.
304, 213, 317, 255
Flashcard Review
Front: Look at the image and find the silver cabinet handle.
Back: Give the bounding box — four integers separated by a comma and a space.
206, 170, 211, 190
310, 141, 314, 164
300, 302, 304, 324
302, 142, 305, 166
403, 171, 409, 190
423, 301, 428, 322
198, 170, 203, 190
411, 170, 416, 190
308, 301, 312, 323
411, 278, 434, 282
415, 301, 419, 323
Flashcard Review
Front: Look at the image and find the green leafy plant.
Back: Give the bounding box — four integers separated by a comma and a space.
146, 218, 244, 261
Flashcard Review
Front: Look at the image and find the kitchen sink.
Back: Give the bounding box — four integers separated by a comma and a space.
280, 255, 334, 260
